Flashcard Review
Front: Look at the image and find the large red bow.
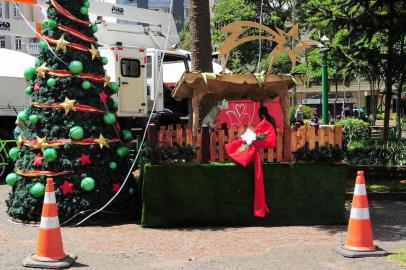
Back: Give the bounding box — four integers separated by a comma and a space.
225, 119, 277, 217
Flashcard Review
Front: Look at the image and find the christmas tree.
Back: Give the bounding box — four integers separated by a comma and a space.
5, 0, 135, 222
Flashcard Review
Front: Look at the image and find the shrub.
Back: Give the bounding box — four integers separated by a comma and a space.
293, 146, 344, 164
141, 143, 196, 164
289, 105, 312, 124
346, 140, 406, 166
335, 118, 370, 146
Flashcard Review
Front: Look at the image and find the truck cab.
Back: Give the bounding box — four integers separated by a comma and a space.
100, 45, 190, 128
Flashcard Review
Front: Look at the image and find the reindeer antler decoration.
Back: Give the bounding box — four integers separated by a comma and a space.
218, 21, 311, 72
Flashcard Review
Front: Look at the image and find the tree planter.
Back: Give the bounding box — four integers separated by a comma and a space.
141, 163, 347, 227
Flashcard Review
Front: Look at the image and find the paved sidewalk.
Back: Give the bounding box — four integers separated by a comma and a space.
0, 184, 404, 270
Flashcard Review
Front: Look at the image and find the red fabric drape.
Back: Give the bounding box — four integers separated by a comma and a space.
225, 119, 277, 217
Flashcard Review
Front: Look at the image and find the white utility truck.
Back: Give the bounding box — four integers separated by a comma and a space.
0, 0, 194, 137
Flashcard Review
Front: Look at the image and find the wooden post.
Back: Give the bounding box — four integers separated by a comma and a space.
201, 125, 210, 164
147, 124, 158, 165
283, 126, 291, 162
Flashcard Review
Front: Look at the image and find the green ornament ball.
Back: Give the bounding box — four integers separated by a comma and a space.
110, 82, 119, 93
80, 6, 88, 15
25, 86, 33, 95
39, 40, 47, 51
47, 78, 56, 87
8, 147, 20, 161
81, 177, 95, 191
30, 183, 45, 198
129, 187, 135, 195
84, 0, 90, 8
91, 24, 98, 33
43, 148, 57, 162
69, 61, 83, 74
100, 57, 108, 65
103, 112, 116, 125
116, 146, 129, 158
29, 114, 39, 124
40, 20, 48, 29
17, 110, 28, 123
82, 80, 91, 90
48, 19, 57, 30
5, 173, 18, 186
108, 161, 117, 170
69, 126, 84, 140
121, 130, 133, 142
23, 67, 36, 80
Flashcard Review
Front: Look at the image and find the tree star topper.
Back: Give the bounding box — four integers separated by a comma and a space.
218, 22, 311, 72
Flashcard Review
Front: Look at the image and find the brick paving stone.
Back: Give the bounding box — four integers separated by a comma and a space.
0, 184, 404, 270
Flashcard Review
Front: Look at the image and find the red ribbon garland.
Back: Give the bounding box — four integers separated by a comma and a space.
32, 101, 105, 113
47, 69, 105, 83
58, 24, 96, 43
42, 35, 89, 52
22, 137, 120, 148
16, 169, 74, 177
51, 0, 90, 26
225, 119, 277, 218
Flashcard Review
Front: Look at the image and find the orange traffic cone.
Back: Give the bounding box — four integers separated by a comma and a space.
334, 171, 388, 258
23, 178, 77, 269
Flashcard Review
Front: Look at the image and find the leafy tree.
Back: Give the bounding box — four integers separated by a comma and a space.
179, 21, 192, 51
298, 0, 406, 140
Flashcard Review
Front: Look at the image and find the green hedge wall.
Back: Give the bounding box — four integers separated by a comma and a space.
141, 163, 347, 227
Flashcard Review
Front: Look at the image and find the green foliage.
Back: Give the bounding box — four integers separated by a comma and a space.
289, 105, 312, 124
179, 21, 191, 51
346, 140, 406, 166
388, 250, 406, 267
141, 143, 196, 164
293, 146, 344, 164
335, 118, 370, 146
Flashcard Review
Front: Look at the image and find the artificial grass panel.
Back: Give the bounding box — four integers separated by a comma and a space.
141, 163, 347, 227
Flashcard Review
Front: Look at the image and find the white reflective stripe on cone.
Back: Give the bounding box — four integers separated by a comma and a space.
40, 216, 60, 229
43, 192, 56, 204
354, 184, 367, 196
350, 208, 370, 220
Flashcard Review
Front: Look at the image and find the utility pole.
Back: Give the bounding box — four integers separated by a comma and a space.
291, 0, 297, 106
320, 35, 330, 124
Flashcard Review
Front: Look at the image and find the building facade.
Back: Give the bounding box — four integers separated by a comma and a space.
0, 1, 42, 55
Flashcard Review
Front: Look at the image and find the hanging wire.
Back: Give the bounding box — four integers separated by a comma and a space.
16, 5, 68, 67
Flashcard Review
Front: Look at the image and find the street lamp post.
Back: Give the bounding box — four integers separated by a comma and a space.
320, 35, 330, 124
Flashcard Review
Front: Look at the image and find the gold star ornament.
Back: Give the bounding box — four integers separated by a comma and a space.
89, 44, 100, 60
36, 63, 49, 78
95, 133, 110, 149
34, 136, 49, 152
17, 134, 24, 148
59, 97, 76, 115
103, 73, 111, 87
55, 35, 69, 53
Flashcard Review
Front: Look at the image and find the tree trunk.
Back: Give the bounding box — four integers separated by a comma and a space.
190, 0, 213, 73
396, 74, 405, 139
189, 0, 214, 125
383, 1, 394, 140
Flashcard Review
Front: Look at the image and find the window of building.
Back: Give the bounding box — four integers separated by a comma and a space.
184, 7, 189, 18
0, 37, 5, 48
15, 36, 22, 50
0, 3, 3, 18
13, 3, 20, 18
121, 58, 141, 77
